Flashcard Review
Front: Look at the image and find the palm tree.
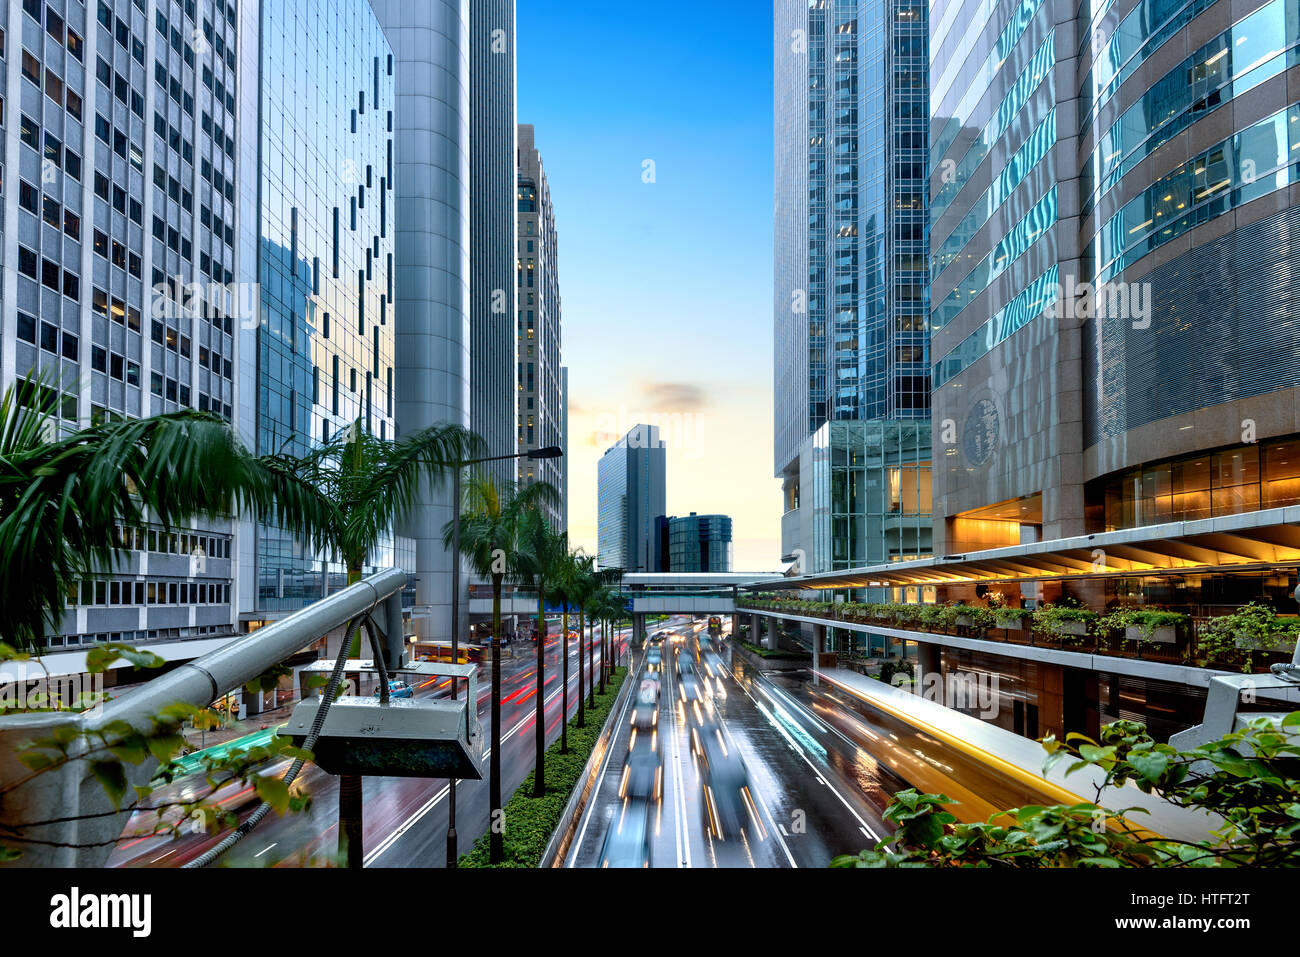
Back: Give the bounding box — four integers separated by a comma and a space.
276, 417, 483, 588
271, 416, 482, 867
589, 586, 623, 693
441, 472, 556, 864
0, 376, 330, 649
549, 546, 583, 749
569, 556, 620, 714
512, 506, 568, 796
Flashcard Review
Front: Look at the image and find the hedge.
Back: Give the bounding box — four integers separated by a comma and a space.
459, 665, 628, 867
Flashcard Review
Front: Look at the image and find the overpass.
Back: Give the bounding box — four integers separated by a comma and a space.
466, 572, 783, 639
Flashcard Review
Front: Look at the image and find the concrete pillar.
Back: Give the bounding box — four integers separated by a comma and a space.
730, 613, 739, 639
917, 641, 941, 685
812, 623, 826, 684
749, 614, 760, 646
632, 612, 646, 649
766, 616, 780, 651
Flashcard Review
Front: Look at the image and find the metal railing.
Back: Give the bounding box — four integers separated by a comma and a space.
0, 568, 407, 868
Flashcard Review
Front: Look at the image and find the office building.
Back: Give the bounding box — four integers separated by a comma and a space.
762, 0, 1300, 742
243, 0, 397, 617
597, 423, 666, 572
470, 0, 517, 481
7, 0, 247, 650
516, 123, 564, 528
667, 513, 733, 573
773, 0, 934, 578
369, 0, 470, 642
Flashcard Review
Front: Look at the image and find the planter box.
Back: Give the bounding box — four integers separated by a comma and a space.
956, 615, 973, 627
1126, 624, 1177, 645
1056, 619, 1089, 637
1234, 631, 1299, 654
995, 617, 1024, 631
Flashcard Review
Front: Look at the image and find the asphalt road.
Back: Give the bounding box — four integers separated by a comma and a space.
106, 621, 642, 868
565, 620, 899, 868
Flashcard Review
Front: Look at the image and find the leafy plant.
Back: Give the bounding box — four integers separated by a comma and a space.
832, 712, 1300, 867
1032, 604, 1098, 645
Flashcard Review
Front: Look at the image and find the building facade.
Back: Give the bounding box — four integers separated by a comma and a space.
244, 0, 396, 617
369, 0, 470, 643
597, 423, 666, 572
515, 122, 564, 528
667, 513, 733, 573
774, 0, 934, 578
470, 0, 517, 480
5, 0, 245, 649
930, 0, 1300, 553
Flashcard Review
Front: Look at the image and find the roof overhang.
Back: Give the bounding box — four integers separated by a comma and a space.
746, 507, 1300, 590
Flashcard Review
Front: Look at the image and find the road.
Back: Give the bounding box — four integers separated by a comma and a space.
106, 620, 646, 868
565, 619, 900, 868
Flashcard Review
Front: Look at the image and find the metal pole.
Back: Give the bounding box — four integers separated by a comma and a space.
447, 464, 460, 867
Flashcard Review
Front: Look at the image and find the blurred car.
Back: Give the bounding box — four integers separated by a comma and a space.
599, 800, 652, 868
374, 680, 413, 700
696, 731, 760, 841
675, 652, 697, 678
646, 647, 663, 672
619, 744, 663, 804
631, 676, 660, 729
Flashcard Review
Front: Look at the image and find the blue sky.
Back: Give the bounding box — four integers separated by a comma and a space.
518, 0, 781, 570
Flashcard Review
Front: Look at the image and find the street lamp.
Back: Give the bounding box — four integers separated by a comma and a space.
446, 444, 562, 868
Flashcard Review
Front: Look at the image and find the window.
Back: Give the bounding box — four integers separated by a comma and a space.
45, 69, 63, 107
63, 210, 80, 239
17, 245, 38, 278
21, 50, 39, 85
39, 321, 58, 352
41, 195, 59, 227
66, 30, 83, 61
64, 150, 81, 181
19, 114, 39, 150
16, 313, 36, 344
62, 271, 79, 300
18, 180, 38, 214
42, 258, 60, 290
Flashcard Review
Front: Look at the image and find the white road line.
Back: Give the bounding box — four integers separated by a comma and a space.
738, 675, 881, 844
568, 652, 640, 866
365, 650, 602, 866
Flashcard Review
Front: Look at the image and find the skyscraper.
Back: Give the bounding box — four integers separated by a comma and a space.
597, 424, 666, 572
773, 0, 933, 577
929, 0, 1300, 552
369, 0, 470, 642
516, 123, 564, 529
470, 0, 518, 481
667, 513, 733, 573
242, 0, 397, 616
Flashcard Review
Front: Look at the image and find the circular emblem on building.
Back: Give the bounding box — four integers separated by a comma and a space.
962, 399, 1000, 466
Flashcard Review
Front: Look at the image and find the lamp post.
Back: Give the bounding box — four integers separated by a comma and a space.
446, 444, 563, 868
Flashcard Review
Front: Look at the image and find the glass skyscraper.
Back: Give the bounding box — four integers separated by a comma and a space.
245, 0, 396, 614
516, 122, 564, 531
667, 513, 733, 573
597, 423, 666, 572
470, 0, 518, 484
774, 0, 933, 577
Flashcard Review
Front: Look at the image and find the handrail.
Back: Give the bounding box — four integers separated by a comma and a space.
92, 567, 407, 733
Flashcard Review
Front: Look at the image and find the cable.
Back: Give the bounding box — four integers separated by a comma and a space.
184, 585, 384, 868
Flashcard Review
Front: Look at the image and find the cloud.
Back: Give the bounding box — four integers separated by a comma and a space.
638, 381, 709, 411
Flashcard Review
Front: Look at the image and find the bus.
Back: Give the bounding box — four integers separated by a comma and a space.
412, 640, 485, 664
708, 616, 722, 634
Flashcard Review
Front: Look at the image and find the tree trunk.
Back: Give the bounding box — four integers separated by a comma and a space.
339, 773, 363, 868
489, 573, 504, 864
586, 607, 595, 708
576, 607, 586, 727
599, 618, 607, 694
561, 608, 569, 752
534, 592, 546, 797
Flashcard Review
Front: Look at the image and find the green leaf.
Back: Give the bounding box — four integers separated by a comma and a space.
90, 759, 128, 808
1128, 750, 1169, 783
255, 774, 291, 815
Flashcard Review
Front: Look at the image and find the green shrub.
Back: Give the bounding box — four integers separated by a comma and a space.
459, 666, 628, 868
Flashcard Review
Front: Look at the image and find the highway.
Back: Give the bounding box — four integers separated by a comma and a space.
565, 619, 897, 868
106, 621, 637, 868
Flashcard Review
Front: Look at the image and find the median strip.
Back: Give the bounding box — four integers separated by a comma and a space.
459, 666, 628, 868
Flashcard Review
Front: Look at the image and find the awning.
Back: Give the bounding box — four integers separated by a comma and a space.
746, 506, 1300, 590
